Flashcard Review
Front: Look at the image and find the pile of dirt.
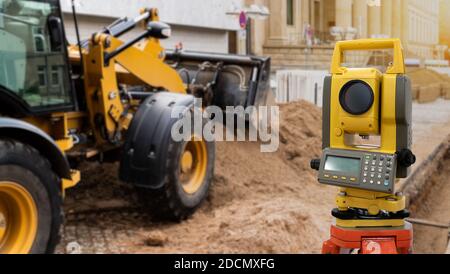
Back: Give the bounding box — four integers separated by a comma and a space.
407, 68, 450, 86
407, 68, 450, 102
60, 100, 336, 254
278, 101, 323, 173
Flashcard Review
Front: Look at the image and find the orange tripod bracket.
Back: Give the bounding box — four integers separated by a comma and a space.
322, 222, 413, 254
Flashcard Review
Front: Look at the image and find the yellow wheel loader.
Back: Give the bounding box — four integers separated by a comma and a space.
0, 0, 271, 253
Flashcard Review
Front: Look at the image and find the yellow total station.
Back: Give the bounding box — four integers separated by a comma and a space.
311, 39, 416, 228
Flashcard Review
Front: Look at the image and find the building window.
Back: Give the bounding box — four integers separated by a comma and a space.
51, 66, 61, 88
38, 66, 47, 87
287, 0, 294, 26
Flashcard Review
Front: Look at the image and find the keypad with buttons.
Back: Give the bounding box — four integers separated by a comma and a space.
360, 153, 396, 192
318, 148, 397, 194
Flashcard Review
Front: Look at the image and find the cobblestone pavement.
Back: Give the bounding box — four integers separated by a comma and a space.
55, 162, 150, 254
57, 209, 151, 254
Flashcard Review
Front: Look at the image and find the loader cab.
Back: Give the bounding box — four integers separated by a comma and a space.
0, 0, 74, 116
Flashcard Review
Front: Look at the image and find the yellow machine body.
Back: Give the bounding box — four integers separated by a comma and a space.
15, 7, 187, 183
82, 33, 185, 145
328, 39, 407, 155
318, 39, 414, 228
331, 68, 382, 137
15, 9, 187, 191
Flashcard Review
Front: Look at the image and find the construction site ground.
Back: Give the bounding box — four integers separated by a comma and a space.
56, 99, 450, 254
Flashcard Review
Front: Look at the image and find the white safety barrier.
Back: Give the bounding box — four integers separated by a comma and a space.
275, 70, 328, 107
424, 59, 449, 67
428, 66, 450, 77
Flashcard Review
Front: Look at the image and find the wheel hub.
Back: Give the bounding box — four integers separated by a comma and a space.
179, 139, 208, 194
181, 151, 194, 173
0, 181, 38, 254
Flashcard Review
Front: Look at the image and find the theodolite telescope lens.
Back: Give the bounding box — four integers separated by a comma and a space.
339, 80, 374, 115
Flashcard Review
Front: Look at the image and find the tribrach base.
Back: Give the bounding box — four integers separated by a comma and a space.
322, 222, 413, 254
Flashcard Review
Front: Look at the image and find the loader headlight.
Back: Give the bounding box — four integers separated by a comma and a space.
339, 80, 374, 115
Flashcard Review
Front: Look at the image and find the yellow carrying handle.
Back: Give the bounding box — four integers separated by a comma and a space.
331, 38, 405, 74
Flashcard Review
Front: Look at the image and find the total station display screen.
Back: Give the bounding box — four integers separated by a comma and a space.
324, 156, 361, 175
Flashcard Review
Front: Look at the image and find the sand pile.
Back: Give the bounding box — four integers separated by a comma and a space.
61, 100, 335, 254
407, 68, 450, 103
278, 101, 323, 173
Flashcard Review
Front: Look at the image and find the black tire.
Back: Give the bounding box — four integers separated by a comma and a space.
0, 139, 62, 254
139, 125, 215, 222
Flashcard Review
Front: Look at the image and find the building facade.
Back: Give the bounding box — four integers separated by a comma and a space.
248, 0, 443, 68
59, 0, 445, 65
60, 0, 246, 54
440, 0, 450, 61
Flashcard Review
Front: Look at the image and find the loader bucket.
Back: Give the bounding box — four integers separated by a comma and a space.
165, 50, 274, 111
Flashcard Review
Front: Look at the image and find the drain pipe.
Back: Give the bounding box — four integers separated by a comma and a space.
406, 218, 449, 229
